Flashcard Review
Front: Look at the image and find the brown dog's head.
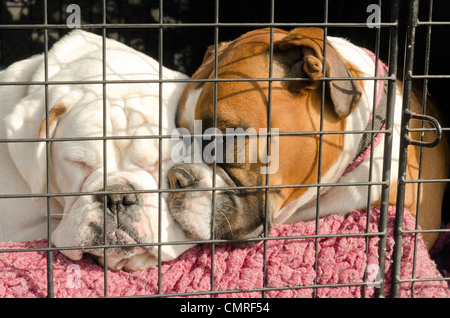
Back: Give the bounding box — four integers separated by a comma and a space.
167, 28, 362, 244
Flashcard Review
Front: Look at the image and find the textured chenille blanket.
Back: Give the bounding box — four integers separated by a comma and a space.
0, 206, 449, 298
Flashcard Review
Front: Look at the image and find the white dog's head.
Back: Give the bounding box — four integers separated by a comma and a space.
46, 95, 191, 271
4, 30, 194, 271
50, 96, 193, 270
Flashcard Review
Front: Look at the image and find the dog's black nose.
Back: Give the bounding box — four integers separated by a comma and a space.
96, 183, 138, 214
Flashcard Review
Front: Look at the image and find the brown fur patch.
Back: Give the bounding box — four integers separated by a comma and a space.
38, 103, 67, 138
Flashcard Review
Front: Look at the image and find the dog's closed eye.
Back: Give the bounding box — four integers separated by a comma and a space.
65, 159, 93, 173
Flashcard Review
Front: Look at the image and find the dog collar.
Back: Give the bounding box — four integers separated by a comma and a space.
343, 49, 389, 175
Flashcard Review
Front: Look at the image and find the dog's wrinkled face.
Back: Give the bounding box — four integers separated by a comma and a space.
167, 28, 361, 244
1, 30, 195, 271
48, 92, 190, 271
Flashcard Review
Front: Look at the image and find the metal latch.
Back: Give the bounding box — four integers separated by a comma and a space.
404, 109, 442, 148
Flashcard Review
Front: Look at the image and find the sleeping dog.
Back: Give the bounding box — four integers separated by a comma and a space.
167, 28, 449, 249
0, 30, 194, 271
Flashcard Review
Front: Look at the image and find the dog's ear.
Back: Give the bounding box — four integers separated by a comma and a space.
37, 103, 67, 140
6, 101, 67, 196
274, 28, 362, 118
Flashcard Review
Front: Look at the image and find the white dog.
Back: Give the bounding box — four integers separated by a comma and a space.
0, 30, 195, 271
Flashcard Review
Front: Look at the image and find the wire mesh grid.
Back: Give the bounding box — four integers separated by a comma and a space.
0, 0, 448, 299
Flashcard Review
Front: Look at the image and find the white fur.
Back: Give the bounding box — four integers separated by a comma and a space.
181, 87, 202, 132
0, 30, 194, 270
178, 168, 228, 240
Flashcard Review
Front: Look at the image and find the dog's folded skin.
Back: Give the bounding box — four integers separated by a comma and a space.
0, 30, 195, 271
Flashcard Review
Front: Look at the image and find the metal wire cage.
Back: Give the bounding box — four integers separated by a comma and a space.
0, 0, 449, 298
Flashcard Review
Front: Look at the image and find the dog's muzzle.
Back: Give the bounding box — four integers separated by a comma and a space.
51, 172, 160, 271
91, 183, 141, 246
82, 182, 152, 269
94, 183, 139, 233
167, 163, 271, 245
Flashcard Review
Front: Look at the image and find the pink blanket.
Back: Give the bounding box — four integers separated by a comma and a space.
0, 206, 449, 298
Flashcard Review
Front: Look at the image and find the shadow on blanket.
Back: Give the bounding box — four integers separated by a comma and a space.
0, 206, 449, 298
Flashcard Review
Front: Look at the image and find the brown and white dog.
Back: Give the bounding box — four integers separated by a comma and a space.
167, 28, 449, 249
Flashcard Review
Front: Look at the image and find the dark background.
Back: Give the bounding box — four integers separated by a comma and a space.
1, 0, 449, 123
